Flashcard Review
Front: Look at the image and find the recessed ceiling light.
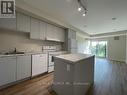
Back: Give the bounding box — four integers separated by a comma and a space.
83, 13, 86, 16
78, 7, 82, 11
84, 25, 87, 27
112, 17, 117, 20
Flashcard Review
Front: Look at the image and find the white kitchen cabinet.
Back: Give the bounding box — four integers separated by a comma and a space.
68, 29, 76, 39
30, 17, 65, 42
17, 55, 31, 81
46, 23, 56, 41
39, 21, 46, 40
17, 12, 31, 33
30, 17, 40, 39
0, 57, 16, 86
0, 18, 16, 31
68, 39, 77, 49
56, 27, 65, 42
30, 17, 46, 40
53, 54, 94, 95
46, 23, 65, 42
32, 54, 48, 77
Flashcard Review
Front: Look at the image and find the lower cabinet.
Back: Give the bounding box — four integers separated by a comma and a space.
0, 55, 31, 87
0, 57, 17, 86
16, 55, 31, 81
0, 53, 48, 87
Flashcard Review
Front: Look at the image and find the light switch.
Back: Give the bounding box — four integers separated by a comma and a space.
67, 64, 70, 71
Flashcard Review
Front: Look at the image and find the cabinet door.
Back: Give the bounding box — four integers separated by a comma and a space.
0, 57, 16, 86
0, 18, 16, 31
57, 27, 65, 42
39, 54, 48, 73
17, 55, 31, 81
68, 29, 76, 39
39, 21, 46, 40
46, 24, 65, 42
68, 39, 77, 49
46, 23, 57, 41
17, 12, 31, 33
30, 17, 40, 39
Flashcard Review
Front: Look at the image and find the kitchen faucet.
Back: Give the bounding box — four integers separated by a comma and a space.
14, 48, 17, 53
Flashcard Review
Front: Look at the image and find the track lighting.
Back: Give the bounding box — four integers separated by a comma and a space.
83, 13, 86, 16
78, 7, 82, 11
77, 0, 88, 17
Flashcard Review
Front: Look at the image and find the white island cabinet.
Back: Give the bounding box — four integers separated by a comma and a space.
53, 54, 95, 95
0, 57, 16, 86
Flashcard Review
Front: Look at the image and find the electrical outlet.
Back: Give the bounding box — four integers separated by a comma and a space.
67, 64, 70, 71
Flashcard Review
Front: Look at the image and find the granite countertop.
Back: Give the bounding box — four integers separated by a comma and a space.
55, 53, 94, 63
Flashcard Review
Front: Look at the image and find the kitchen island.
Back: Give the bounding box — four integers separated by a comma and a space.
53, 53, 95, 95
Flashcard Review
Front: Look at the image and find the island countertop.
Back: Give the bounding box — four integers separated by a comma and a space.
55, 53, 94, 63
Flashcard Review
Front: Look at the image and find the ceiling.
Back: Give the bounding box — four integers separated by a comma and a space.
22, 0, 127, 35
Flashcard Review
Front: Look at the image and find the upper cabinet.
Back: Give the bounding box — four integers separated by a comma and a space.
68, 29, 76, 39
17, 12, 31, 33
46, 23, 65, 42
0, 11, 65, 42
0, 18, 16, 31
56, 27, 65, 42
46, 23, 57, 41
31, 19, 65, 42
30, 17, 40, 39
30, 17, 46, 40
39, 21, 46, 40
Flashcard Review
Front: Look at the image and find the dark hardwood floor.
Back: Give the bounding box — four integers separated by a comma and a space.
0, 58, 127, 95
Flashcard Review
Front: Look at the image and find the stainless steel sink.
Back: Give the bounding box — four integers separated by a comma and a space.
4, 52, 25, 55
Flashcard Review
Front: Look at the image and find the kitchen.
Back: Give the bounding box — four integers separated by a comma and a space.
0, 0, 127, 95
0, 10, 75, 82
0, 6, 94, 95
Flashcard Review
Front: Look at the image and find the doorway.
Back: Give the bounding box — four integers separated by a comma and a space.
91, 41, 107, 58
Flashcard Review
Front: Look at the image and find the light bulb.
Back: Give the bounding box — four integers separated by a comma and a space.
83, 13, 86, 16
78, 7, 82, 11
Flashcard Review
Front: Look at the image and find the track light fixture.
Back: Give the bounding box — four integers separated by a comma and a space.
78, 7, 82, 11
77, 0, 88, 17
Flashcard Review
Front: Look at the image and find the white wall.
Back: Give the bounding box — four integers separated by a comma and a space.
92, 35, 126, 62
0, 29, 62, 53
126, 34, 127, 63
107, 35, 126, 62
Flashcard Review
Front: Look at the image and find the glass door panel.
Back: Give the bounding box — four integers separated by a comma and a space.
91, 41, 107, 58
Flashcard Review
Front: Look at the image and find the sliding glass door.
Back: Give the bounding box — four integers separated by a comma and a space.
91, 41, 107, 58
